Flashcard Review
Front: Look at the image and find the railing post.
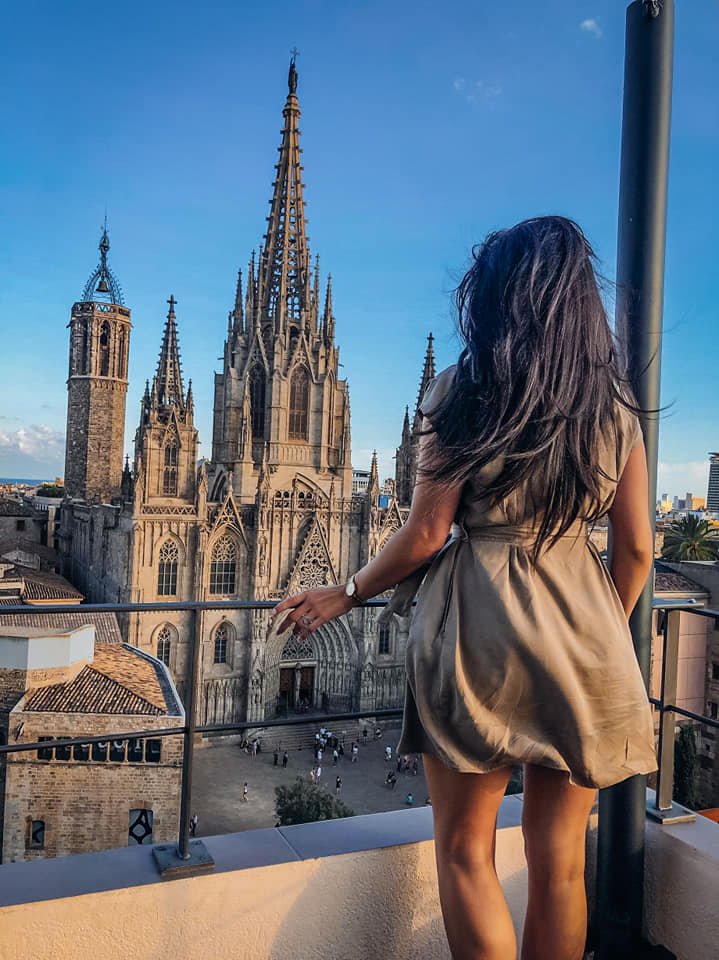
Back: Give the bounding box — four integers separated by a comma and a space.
596, 2, 674, 958
152, 606, 215, 877
648, 608, 696, 825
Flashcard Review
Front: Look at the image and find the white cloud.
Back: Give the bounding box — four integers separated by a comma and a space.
455, 78, 503, 104
657, 461, 709, 500
0, 424, 65, 464
580, 18, 603, 39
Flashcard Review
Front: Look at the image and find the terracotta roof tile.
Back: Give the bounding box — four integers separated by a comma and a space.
0, 499, 35, 517
91, 644, 167, 711
0, 564, 83, 601
23, 665, 164, 715
655, 570, 705, 594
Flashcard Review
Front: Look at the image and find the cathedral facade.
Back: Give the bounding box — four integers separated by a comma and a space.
59, 59, 434, 725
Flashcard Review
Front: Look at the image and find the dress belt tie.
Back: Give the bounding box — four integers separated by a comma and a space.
378, 521, 588, 624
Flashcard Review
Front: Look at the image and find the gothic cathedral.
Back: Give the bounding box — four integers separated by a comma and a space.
59, 59, 436, 725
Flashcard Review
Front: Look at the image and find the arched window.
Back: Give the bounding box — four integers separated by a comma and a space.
79, 321, 90, 375
157, 541, 179, 596
99, 321, 111, 377
163, 442, 178, 496
117, 328, 126, 379
288, 366, 309, 441
209, 535, 237, 595
214, 623, 229, 664
378, 625, 391, 655
156, 625, 172, 666
249, 365, 266, 438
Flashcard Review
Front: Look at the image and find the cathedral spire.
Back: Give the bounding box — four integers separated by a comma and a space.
154, 295, 185, 409
256, 56, 311, 335
233, 269, 244, 334
414, 332, 436, 427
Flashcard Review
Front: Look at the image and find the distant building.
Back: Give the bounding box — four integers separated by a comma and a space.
0, 624, 182, 863
707, 453, 719, 513
0, 501, 45, 546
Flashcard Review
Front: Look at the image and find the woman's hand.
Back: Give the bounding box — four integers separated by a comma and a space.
272, 584, 354, 639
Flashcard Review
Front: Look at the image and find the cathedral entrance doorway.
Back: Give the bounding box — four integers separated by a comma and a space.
279, 663, 315, 712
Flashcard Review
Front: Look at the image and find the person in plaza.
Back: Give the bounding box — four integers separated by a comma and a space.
274, 217, 657, 960
189, 813, 198, 837
396, 754, 403, 773
406, 793, 413, 806
242, 782, 248, 802
351, 742, 359, 763
338, 741, 345, 759
283, 750, 289, 769
412, 756, 419, 776
315, 765, 322, 785
385, 744, 392, 762
333, 747, 339, 765
335, 775, 342, 795
310, 766, 316, 783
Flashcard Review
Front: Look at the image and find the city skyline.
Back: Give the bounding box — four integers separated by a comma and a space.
0, 1, 717, 495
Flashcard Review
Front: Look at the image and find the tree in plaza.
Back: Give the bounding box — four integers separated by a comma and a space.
661, 516, 719, 562
673, 723, 698, 810
275, 777, 355, 826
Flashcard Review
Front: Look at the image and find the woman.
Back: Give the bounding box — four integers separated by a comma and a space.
273, 216, 657, 960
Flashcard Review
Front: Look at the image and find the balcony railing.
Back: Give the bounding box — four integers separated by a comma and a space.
1, 595, 717, 948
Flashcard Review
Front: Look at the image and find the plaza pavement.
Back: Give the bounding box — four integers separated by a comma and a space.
190, 726, 429, 836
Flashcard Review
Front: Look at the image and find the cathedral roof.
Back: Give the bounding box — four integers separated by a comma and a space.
153, 294, 185, 410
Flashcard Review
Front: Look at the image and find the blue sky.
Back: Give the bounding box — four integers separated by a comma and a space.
0, 1, 717, 499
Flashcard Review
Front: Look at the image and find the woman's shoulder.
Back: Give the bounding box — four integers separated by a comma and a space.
419, 364, 457, 419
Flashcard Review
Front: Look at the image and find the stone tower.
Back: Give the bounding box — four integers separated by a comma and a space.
64, 228, 131, 503
134, 296, 199, 507
211, 54, 352, 504
395, 332, 435, 505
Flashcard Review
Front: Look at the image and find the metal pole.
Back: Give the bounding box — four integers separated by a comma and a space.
178, 606, 200, 859
597, 2, 674, 957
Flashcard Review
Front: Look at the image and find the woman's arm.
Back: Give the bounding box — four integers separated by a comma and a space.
273, 425, 464, 635
607, 442, 654, 618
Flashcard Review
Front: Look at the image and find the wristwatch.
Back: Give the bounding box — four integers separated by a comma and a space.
344, 574, 365, 605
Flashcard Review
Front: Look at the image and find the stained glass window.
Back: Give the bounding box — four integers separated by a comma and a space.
157, 541, 178, 596
210, 536, 237, 594
289, 366, 309, 440
163, 443, 178, 496
249, 365, 266, 438
156, 625, 172, 665
214, 623, 229, 664
379, 625, 391, 655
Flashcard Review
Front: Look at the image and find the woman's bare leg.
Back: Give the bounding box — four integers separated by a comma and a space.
520, 765, 596, 960
424, 754, 516, 960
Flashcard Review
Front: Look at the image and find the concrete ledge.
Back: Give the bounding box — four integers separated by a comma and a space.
0, 799, 528, 960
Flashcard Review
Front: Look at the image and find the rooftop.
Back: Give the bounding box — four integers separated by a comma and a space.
18, 643, 178, 716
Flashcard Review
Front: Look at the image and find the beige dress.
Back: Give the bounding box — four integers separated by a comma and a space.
394, 365, 657, 790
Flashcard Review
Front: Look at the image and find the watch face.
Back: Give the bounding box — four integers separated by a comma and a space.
346, 579, 355, 597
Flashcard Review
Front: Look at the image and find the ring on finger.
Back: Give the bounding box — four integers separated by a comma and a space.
301, 615, 312, 628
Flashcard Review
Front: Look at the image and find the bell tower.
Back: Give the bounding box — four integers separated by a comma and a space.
64, 227, 131, 503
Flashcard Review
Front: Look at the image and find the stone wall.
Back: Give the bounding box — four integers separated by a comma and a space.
2, 712, 182, 863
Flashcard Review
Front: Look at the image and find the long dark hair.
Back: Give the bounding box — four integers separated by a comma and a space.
423, 216, 638, 560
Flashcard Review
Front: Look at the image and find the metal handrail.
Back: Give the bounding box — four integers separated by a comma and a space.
2, 598, 717, 864
648, 602, 719, 817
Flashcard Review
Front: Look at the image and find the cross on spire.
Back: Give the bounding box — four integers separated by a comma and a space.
167, 294, 177, 315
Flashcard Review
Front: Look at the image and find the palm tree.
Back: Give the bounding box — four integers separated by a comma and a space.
661, 516, 719, 562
